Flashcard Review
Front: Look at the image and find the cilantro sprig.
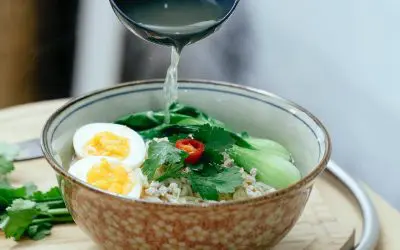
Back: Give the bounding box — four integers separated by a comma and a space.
194, 124, 235, 165
0, 142, 19, 176
142, 141, 188, 181
0, 143, 73, 241
189, 167, 243, 200
0, 183, 73, 242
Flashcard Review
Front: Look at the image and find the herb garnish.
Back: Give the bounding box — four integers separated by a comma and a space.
0, 143, 73, 241
117, 102, 301, 201
142, 141, 188, 181
140, 122, 244, 200
189, 167, 243, 200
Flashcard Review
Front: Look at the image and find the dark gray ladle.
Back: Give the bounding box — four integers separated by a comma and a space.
109, 0, 240, 50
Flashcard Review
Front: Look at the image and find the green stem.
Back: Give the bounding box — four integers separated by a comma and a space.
48, 208, 69, 216
39, 200, 65, 208
32, 215, 73, 225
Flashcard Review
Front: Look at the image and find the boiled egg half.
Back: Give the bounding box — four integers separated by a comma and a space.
68, 156, 146, 198
73, 123, 146, 169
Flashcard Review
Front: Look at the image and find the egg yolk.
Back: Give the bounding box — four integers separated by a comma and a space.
87, 158, 134, 195
85, 131, 130, 159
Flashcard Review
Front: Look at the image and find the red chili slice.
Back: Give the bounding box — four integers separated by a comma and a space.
175, 139, 205, 164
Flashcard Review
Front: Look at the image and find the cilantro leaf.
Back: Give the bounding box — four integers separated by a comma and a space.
0, 141, 72, 242
198, 163, 220, 177
0, 142, 19, 162
202, 150, 224, 165
0, 185, 71, 241
188, 163, 204, 172
194, 124, 234, 151
142, 141, 188, 180
193, 124, 235, 166
1, 199, 43, 240
23, 183, 38, 197
0, 177, 10, 188
156, 162, 185, 182
0, 156, 14, 175
189, 167, 243, 200
27, 223, 52, 240
0, 183, 40, 212
30, 187, 62, 202
190, 179, 219, 200
142, 158, 161, 180
0, 186, 28, 211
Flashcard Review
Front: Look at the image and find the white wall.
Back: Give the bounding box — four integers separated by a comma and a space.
243, 0, 400, 208
72, 0, 124, 96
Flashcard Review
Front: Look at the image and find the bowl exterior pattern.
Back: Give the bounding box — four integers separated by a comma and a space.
61, 174, 314, 250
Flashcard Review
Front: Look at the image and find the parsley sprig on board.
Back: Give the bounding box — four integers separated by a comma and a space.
0, 143, 73, 241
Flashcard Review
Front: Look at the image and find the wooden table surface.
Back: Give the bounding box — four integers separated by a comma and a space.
0, 99, 399, 249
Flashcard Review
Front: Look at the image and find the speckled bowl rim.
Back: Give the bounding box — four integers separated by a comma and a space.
41, 79, 331, 208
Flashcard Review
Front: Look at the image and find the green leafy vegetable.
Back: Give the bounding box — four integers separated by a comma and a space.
176, 118, 208, 126
168, 102, 225, 126
167, 133, 190, 143
229, 144, 301, 189
113, 102, 302, 202
115, 111, 193, 131
115, 102, 223, 133
0, 188, 73, 241
189, 167, 243, 200
23, 183, 38, 197
156, 162, 185, 182
198, 163, 221, 177
1, 199, 43, 240
0, 142, 19, 176
29, 187, 62, 202
188, 163, 204, 172
115, 103, 228, 140
194, 124, 234, 151
0, 186, 28, 211
192, 124, 234, 166
0, 177, 10, 188
245, 137, 292, 161
0, 156, 14, 175
26, 223, 52, 240
0, 146, 72, 242
138, 124, 199, 140
0, 142, 20, 162
240, 131, 250, 138
168, 102, 204, 117
142, 141, 188, 180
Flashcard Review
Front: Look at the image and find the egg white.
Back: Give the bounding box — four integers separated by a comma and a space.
72, 123, 146, 169
68, 156, 144, 199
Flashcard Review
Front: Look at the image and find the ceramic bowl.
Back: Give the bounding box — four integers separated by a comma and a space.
41, 79, 331, 250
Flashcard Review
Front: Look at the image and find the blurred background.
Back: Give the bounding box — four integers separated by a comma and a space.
1, 0, 399, 209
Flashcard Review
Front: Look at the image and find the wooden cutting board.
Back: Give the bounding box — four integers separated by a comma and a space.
276, 188, 355, 250
0, 100, 356, 250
